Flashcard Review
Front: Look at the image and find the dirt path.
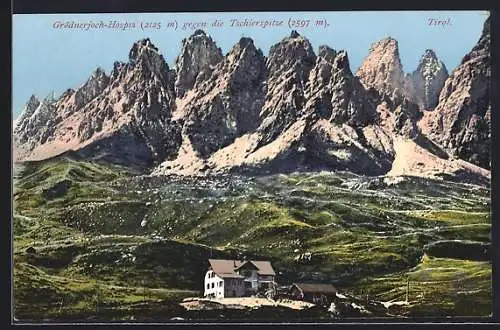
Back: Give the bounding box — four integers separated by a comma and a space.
182, 297, 314, 310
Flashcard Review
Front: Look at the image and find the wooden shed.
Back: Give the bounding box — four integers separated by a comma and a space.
289, 283, 337, 306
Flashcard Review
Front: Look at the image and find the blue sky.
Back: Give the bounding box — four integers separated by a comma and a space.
12, 11, 488, 119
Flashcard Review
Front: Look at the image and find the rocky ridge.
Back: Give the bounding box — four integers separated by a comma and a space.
15, 38, 181, 168
13, 26, 491, 181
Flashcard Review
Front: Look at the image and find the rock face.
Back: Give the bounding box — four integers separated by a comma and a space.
14, 27, 491, 179
257, 31, 316, 145
182, 37, 267, 157
420, 17, 491, 169
305, 46, 378, 126
392, 98, 421, 139
297, 46, 393, 175
411, 50, 448, 110
174, 30, 223, 98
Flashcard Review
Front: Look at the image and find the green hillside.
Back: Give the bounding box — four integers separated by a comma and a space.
12, 157, 492, 320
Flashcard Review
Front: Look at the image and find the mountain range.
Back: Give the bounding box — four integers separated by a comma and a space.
13, 17, 491, 181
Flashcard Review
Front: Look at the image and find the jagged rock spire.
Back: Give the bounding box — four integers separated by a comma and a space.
411, 49, 448, 110
74, 67, 110, 109
258, 32, 317, 144
356, 37, 409, 103
174, 30, 223, 98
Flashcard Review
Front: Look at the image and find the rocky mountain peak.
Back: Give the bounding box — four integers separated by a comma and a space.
25, 95, 41, 114
236, 36, 256, 49
378, 36, 398, 47
314, 49, 353, 82
356, 37, 408, 102
332, 50, 351, 72
13, 92, 58, 147
368, 37, 400, 62
318, 45, 337, 63
411, 49, 448, 110
266, 32, 316, 82
73, 67, 110, 109
257, 33, 316, 145
192, 29, 206, 37
423, 49, 437, 59
226, 37, 265, 84
129, 38, 159, 63
174, 30, 223, 98
92, 67, 107, 77
127, 38, 171, 83
290, 30, 301, 38
14, 95, 40, 134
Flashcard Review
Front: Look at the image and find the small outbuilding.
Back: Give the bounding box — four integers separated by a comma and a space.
289, 283, 337, 306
